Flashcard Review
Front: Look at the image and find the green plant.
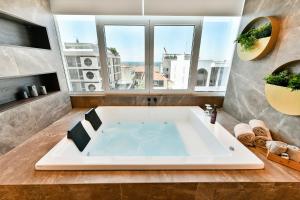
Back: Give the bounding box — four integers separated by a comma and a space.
108, 47, 119, 56
264, 70, 289, 87
164, 54, 177, 59
264, 70, 300, 91
254, 23, 272, 39
236, 32, 257, 50
288, 74, 300, 90
236, 22, 272, 51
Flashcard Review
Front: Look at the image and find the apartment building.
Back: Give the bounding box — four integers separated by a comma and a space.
160, 53, 230, 90
63, 43, 121, 92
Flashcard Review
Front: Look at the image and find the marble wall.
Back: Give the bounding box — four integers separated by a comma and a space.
0, 0, 71, 155
71, 95, 224, 107
223, 0, 300, 146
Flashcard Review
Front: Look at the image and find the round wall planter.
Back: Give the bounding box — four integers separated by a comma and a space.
237, 16, 280, 61
265, 60, 300, 115
265, 84, 300, 115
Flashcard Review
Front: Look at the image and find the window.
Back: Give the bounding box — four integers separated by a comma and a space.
195, 17, 240, 92
197, 68, 208, 86
66, 56, 79, 67
55, 15, 103, 92
104, 25, 145, 90
55, 16, 240, 94
153, 26, 195, 90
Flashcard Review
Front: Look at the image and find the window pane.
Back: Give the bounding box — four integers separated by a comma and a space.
153, 26, 194, 90
56, 15, 102, 92
104, 26, 145, 90
195, 17, 240, 92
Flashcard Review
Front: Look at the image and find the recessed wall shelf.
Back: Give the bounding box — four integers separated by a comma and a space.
0, 12, 51, 49
265, 60, 300, 116
237, 16, 280, 61
0, 73, 60, 113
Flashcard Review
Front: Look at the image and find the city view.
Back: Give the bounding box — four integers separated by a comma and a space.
56, 16, 239, 92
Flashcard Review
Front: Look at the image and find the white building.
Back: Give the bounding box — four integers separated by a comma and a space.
169, 54, 191, 89
196, 60, 230, 91
106, 49, 121, 89
160, 54, 191, 89
160, 53, 229, 91
63, 43, 121, 92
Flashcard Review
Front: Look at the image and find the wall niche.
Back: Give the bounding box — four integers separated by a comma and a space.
0, 12, 51, 49
0, 73, 60, 112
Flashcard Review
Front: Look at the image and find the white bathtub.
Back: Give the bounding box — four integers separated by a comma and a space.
35, 106, 264, 170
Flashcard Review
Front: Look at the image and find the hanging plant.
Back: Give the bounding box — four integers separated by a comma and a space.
288, 74, 300, 90
264, 70, 300, 91
236, 23, 272, 51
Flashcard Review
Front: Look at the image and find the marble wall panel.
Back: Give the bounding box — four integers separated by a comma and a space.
223, 0, 300, 146
70, 95, 224, 107
1, 183, 300, 200
0, 92, 71, 155
0, 0, 71, 155
0, 47, 19, 76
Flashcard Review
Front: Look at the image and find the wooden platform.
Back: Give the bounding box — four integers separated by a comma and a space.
0, 109, 300, 200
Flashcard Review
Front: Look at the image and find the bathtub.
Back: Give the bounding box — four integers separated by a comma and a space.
35, 106, 264, 170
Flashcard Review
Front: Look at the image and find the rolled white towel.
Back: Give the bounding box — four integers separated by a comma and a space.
266, 141, 288, 155
249, 119, 272, 139
287, 145, 300, 162
254, 136, 272, 148
234, 123, 255, 146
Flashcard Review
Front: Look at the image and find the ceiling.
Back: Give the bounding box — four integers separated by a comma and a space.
50, 0, 245, 16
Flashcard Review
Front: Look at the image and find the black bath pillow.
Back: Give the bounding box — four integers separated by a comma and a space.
67, 121, 91, 152
85, 108, 102, 131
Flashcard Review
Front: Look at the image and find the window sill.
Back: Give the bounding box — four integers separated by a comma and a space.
69, 91, 225, 97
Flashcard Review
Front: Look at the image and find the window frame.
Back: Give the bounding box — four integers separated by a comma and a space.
55, 15, 237, 96
54, 15, 73, 93
149, 18, 202, 94
194, 17, 241, 94
96, 17, 150, 94
96, 17, 203, 94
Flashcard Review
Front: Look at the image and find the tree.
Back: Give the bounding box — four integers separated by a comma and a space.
108, 47, 119, 56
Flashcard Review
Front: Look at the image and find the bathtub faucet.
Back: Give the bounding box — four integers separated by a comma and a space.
153, 97, 157, 105
147, 97, 158, 106
204, 104, 213, 116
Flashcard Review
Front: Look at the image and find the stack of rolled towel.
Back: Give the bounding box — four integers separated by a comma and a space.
234, 119, 272, 148
234, 119, 300, 163
266, 141, 300, 162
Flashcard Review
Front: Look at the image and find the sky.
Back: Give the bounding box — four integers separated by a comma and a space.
154, 26, 193, 62
56, 16, 240, 62
105, 26, 145, 62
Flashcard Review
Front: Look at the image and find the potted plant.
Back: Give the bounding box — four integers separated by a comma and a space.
264, 70, 300, 115
236, 17, 279, 61
236, 22, 272, 51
